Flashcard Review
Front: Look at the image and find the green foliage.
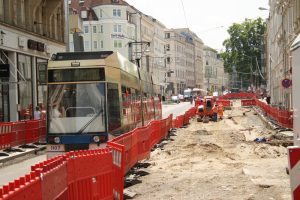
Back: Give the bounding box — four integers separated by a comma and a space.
220, 18, 266, 87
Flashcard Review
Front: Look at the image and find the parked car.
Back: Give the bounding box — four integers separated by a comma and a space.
178, 94, 184, 101
171, 95, 180, 103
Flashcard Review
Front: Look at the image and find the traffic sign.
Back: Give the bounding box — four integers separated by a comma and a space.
282, 78, 292, 88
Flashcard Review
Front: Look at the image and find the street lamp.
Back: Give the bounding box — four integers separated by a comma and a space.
258, 7, 269, 11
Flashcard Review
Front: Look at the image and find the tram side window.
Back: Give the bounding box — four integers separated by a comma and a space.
107, 83, 121, 132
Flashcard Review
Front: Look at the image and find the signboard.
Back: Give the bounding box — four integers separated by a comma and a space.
282, 78, 292, 88
0, 64, 9, 78
28, 39, 45, 52
111, 33, 125, 39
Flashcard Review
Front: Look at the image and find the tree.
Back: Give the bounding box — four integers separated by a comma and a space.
220, 18, 266, 89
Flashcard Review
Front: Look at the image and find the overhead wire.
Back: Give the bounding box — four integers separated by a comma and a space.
179, 0, 189, 28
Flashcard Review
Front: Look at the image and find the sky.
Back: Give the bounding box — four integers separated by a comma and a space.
125, 0, 269, 51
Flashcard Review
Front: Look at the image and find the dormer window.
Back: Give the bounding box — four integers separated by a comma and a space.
81, 10, 87, 19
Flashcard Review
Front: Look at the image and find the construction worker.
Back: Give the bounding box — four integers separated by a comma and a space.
212, 104, 218, 122
218, 103, 224, 120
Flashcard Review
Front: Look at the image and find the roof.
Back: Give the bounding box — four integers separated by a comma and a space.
69, 0, 129, 21
89, 0, 129, 7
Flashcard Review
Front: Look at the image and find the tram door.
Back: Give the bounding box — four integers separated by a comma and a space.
107, 83, 121, 134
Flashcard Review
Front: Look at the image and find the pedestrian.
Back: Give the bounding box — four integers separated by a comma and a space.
34, 106, 41, 120
212, 104, 218, 122
218, 103, 224, 120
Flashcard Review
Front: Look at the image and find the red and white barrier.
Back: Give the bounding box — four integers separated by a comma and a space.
288, 146, 300, 200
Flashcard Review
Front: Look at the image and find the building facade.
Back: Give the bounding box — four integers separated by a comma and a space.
266, 0, 300, 109
70, 0, 138, 59
0, 0, 65, 122
140, 15, 166, 94
164, 28, 204, 95
203, 46, 227, 94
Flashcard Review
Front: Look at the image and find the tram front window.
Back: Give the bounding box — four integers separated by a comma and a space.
48, 83, 106, 134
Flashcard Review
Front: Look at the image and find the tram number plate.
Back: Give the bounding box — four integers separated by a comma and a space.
47, 145, 65, 152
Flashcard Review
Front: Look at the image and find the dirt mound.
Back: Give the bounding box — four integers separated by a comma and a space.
192, 130, 212, 135
199, 143, 223, 153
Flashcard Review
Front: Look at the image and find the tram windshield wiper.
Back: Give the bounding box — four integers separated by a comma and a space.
76, 109, 103, 134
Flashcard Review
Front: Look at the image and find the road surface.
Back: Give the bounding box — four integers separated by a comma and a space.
128, 102, 291, 199
162, 101, 194, 118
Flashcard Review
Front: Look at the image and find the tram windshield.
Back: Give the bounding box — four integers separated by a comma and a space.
48, 83, 106, 134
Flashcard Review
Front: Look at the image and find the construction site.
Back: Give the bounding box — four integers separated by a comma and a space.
125, 100, 292, 200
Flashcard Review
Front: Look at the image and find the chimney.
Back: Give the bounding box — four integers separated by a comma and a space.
70, 0, 80, 12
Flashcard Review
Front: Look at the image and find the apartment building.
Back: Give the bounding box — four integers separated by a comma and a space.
266, 0, 300, 109
203, 46, 227, 94
164, 28, 204, 95
0, 0, 65, 122
70, 0, 138, 59
140, 15, 166, 93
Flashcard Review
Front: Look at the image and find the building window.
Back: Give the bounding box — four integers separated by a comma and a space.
113, 9, 121, 17
93, 25, 97, 33
100, 40, 103, 48
17, 54, 33, 120
99, 9, 103, 18
100, 25, 103, 33
114, 40, 122, 48
166, 57, 171, 64
16, 0, 25, 26
165, 44, 170, 51
84, 41, 90, 50
0, 51, 9, 122
113, 24, 122, 32
94, 41, 98, 49
84, 26, 89, 33
165, 33, 170, 39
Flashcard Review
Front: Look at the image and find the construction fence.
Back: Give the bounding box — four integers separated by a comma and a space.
0, 120, 46, 151
0, 106, 197, 200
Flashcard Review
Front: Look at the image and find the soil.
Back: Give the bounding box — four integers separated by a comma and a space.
126, 100, 291, 200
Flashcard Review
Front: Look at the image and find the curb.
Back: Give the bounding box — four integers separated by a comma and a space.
0, 146, 46, 168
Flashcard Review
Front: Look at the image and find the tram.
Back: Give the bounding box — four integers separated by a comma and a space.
46, 51, 162, 155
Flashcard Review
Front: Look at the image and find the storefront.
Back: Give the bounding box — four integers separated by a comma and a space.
0, 25, 65, 122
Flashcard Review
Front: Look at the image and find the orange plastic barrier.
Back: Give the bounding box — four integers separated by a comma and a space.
107, 142, 125, 200
255, 99, 293, 129
241, 99, 256, 106
10, 122, 26, 147
0, 123, 12, 150
149, 120, 161, 149
31, 156, 68, 200
0, 171, 42, 200
66, 150, 115, 199
25, 120, 39, 144
0, 109, 196, 200
216, 100, 231, 107
175, 115, 184, 128
0, 119, 46, 151
220, 92, 256, 99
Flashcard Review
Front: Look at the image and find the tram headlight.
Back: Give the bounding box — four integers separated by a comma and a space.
93, 136, 100, 143
54, 137, 60, 144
